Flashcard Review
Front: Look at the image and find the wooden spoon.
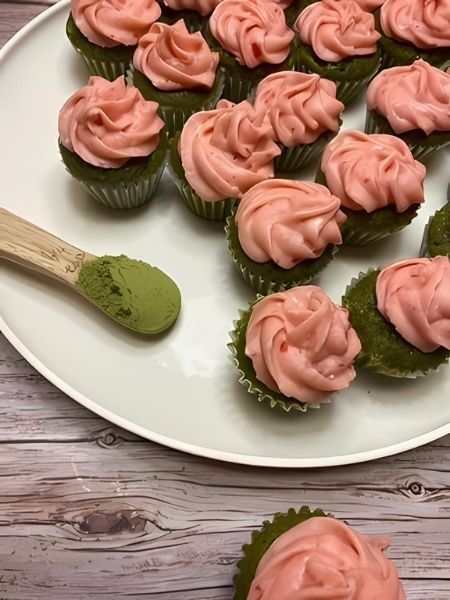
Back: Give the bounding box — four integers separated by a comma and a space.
0, 208, 181, 335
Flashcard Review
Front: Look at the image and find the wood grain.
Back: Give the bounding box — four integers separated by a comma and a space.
1, 2, 450, 599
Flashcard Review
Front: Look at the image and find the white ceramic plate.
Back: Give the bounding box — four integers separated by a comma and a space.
1, 1, 449, 467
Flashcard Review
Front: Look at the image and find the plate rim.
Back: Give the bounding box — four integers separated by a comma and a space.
1, 0, 449, 468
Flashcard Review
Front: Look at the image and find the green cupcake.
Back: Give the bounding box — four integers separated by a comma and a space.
158, 0, 221, 33
293, 0, 382, 105
207, 0, 296, 103
420, 203, 450, 259
342, 261, 450, 378
66, 0, 161, 81
229, 286, 361, 412
365, 60, 450, 162
316, 130, 425, 246
225, 179, 344, 294
59, 76, 167, 210
130, 19, 225, 139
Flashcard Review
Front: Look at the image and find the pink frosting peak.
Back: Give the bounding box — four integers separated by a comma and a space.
253, 72, 344, 147
295, 0, 380, 62
71, 0, 161, 48
245, 286, 361, 403
180, 100, 280, 202
367, 60, 450, 134
133, 20, 219, 91
376, 257, 450, 353
322, 130, 426, 213
58, 76, 164, 168
162, 0, 221, 16
236, 179, 346, 269
381, 0, 450, 49
248, 517, 405, 600
209, 0, 294, 68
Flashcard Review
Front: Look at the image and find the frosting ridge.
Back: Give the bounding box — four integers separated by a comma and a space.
245, 286, 361, 403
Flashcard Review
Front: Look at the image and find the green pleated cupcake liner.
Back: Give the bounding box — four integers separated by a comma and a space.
233, 506, 326, 600
420, 204, 450, 258
364, 109, 450, 162
275, 134, 330, 173
225, 214, 338, 294
129, 67, 225, 138
379, 35, 450, 71
342, 268, 450, 378
158, 6, 205, 32
66, 13, 134, 81
59, 140, 167, 210
229, 300, 324, 412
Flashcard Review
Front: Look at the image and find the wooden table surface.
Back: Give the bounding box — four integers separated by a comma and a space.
1, 2, 450, 598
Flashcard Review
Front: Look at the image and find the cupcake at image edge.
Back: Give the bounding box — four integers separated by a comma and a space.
420, 203, 450, 259
234, 507, 405, 600
379, 0, 450, 70
130, 19, 224, 137
67, 0, 161, 80
294, 0, 381, 105
170, 100, 281, 220
317, 130, 426, 246
225, 179, 345, 294
253, 71, 344, 172
229, 286, 361, 412
58, 76, 166, 209
158, 0, 221, 33
208, 0, 295, 102
365, 60, 450, 161
342, 256, 450, 378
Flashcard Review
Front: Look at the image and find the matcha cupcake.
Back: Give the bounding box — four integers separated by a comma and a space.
235, 508, 405, 600
420, 203, 450, 259
58, 76, 166, 209
253, 71, 344, 172
158, 0, 221, 32
229, 286, 361, 412
208, 0, 295, 102
67, 0, 161, 80
317, 130, 426, 245
343, 257, 450, 378
365, 60, 450, 161
225, 179, 345, 294
170, 100, 280, 220
130, 19, 224, 138
379, 0, 450, 70
294, 0, 381, 105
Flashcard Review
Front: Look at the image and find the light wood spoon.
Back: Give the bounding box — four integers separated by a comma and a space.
0, 208, 181, 335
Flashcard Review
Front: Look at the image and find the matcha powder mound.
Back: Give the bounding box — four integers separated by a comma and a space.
77, 255, 181, 334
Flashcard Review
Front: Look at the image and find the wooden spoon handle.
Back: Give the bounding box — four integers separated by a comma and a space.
0, 208, 96, 287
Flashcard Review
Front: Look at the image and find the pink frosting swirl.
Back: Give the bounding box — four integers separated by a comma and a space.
58, 76, 164, 168
180, 100, 280, 202
322, 130, 426, 212
133, 20, 219, 91
381, 0, 450, 49
209, 0, 294, 68
376, 257, 450, 353
248, 517, 405, 600
162, 0, 221, 16
367, 60, 450, 134
253, 72, 344, 146
295, 0, 380, 62
245, 286, 361, 403
71, 0, 161, 48
236, 179, 346, 268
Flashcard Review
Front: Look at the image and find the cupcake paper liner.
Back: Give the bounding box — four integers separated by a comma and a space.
420, 203, 450, 258
169, 134, 236, 220
295, 45, 381, 105
342, 268, 450, 378
130, 67, 225, 139
158, 6, 205, 33
225, 213, 338, 294
379, 35, 450, 71
59, 140, 167, 209
364, 109, 450, 162
315, 168, 420, 245
66, 14, 134, 80
275, 131, 334, 173
229, 300, 323, 412
233, 506, 326, 600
